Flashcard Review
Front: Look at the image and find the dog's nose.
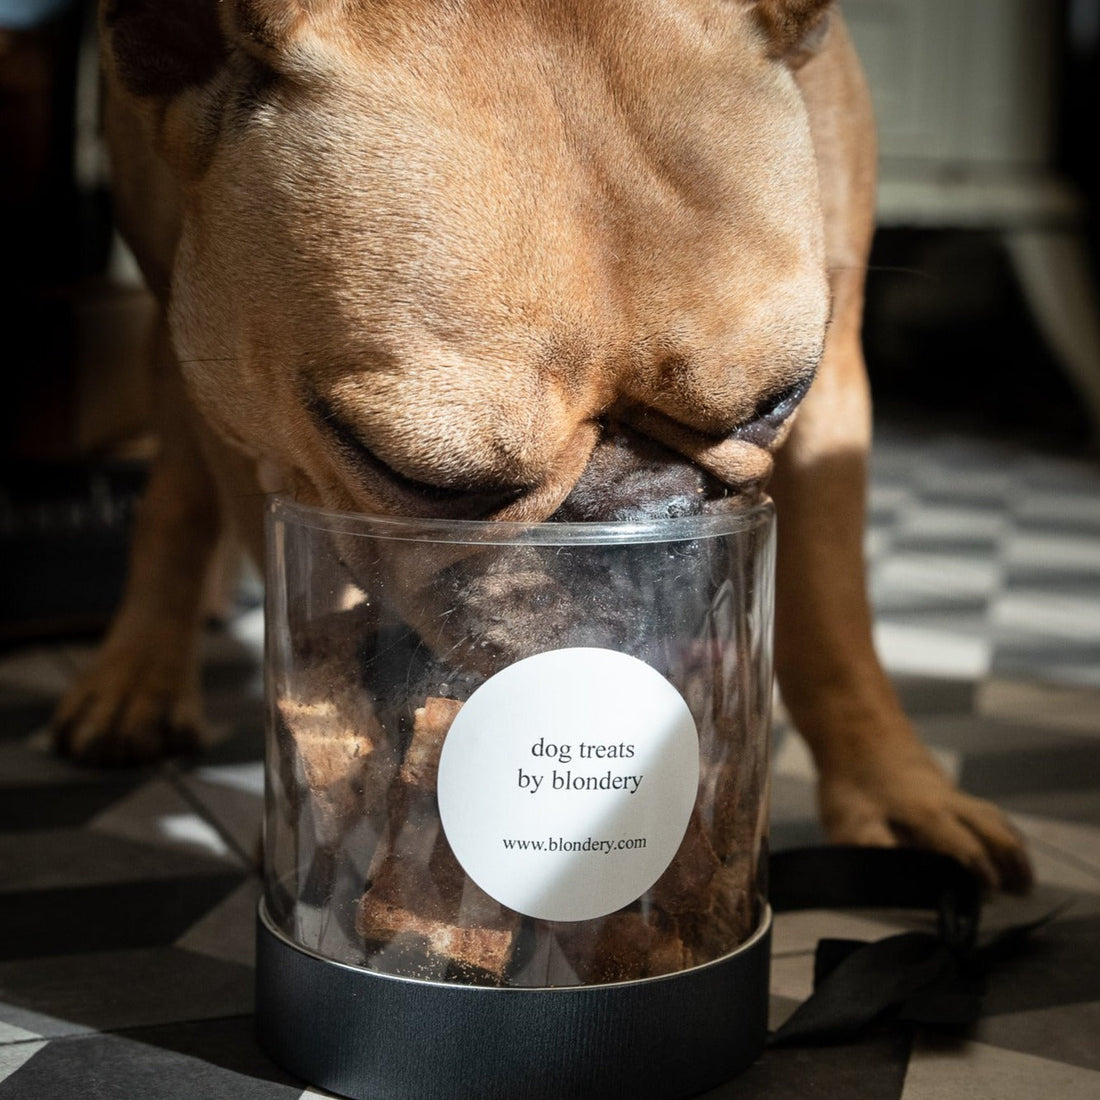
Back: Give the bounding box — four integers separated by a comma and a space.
550, 423, 734, 523
731, 374, 815, 449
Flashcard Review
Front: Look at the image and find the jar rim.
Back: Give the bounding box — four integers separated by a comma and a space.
267, 493, 774, 546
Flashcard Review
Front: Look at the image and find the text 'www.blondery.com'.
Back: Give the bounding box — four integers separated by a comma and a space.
502, 836, 647, 855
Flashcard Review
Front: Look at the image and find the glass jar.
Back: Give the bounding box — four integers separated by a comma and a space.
257, 495, 776, 1099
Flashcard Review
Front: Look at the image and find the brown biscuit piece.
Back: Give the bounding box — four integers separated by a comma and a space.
285, 699, 377, 789
650, 809, 721, 916
357, 824, 519, 982
401, 696, 463, 790
278, 683, 395, 847
558, 910, 692, 984
676, 860, 757, 966
355, 898, 516, 979
357, 696, 520, 980
710, 740, 769, 865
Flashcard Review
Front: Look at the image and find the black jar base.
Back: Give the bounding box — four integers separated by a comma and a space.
256, 901, 772, 1100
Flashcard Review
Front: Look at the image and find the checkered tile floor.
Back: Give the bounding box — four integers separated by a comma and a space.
2, 416, 1099, 1099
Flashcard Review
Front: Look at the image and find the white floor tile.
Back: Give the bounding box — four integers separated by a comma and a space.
869, 482, 916, 513
1016, 490, 1100, 529
174, 771, 263, 864
896, 503, 1009, 542
0, 1041, 49, 1083
190, 761, 265, 795
1012, 813, 1100, 882
772, 733, 816, 781
771, 908, 930, 956
970, 1001, 1100, 1073
872, 553, 1002, 601
874, 621, 993, 680
991, 591, 1100, 641
916, 466, 1015, 502
864, 527, 895, 564
976, 679, 1100, 737
1005, 531, 1100, 573
225, 605, 265, 655
0, 1022, 41, 1045
766, 949, 815, 1005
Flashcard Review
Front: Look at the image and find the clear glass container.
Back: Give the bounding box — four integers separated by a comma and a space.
262, 495, 775, 991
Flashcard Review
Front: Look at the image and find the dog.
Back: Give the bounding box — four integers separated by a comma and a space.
52, 0, 1031, 894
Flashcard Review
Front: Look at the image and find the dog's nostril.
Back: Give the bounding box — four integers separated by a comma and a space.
735, 374, 815, 446
755, 375, 814, 423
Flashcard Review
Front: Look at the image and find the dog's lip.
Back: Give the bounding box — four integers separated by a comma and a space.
731, 373, 815, 448
612, 368, 815, 493
302, 378, 788, 522
616, 406, 775, 493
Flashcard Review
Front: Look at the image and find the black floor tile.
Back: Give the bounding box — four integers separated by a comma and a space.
980, 915, 1100, 1017
0, 780, 144, 830
0, 947, 255, 1035
0, 700, 59, 741
0, 874, 246, 960
0, 1016, 303, 1099
960, 742, 1100, 799
889, 676, 976, 717
887, 535, 1002, 556
190, 718, 266, 767
0, 828, 242, 892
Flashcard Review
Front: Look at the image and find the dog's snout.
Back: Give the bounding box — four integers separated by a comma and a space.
550, 423, 732, 524
731, 373, 815, 448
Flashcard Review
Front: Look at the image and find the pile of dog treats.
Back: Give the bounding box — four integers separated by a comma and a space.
278, 678, 763, 987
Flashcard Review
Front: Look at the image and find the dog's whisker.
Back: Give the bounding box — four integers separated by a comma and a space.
863, 263, 935, 279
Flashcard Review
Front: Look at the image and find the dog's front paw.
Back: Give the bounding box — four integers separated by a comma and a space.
817, 746, 1033, 895
52, 635, 202, 767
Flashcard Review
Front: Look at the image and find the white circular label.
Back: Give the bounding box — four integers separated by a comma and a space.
436, 647, 699, 922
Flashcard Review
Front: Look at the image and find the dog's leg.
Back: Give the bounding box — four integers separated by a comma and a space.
770, 18, 1032, 892
53, 315, 221, 764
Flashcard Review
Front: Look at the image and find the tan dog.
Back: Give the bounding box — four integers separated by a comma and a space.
54, 0, 1031, 893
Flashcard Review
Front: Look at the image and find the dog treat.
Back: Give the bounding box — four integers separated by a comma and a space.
278, 677, 396, 849
356, 899, 516, 979
706, 862, 756, 956
558, 910, 693, 984
650, 810, 721, 916
708, 690, 769, 848
673, 860, 756, 967
356, 697, 521, 982
400, 696, 463, 790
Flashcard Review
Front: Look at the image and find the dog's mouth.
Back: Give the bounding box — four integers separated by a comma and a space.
351, 423, 757, 702
292, 419, 769, 715
303, 372, 791, 526
548, 421, 744, 523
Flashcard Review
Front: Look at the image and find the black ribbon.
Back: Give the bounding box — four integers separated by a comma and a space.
765, 846, 1064, 1047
